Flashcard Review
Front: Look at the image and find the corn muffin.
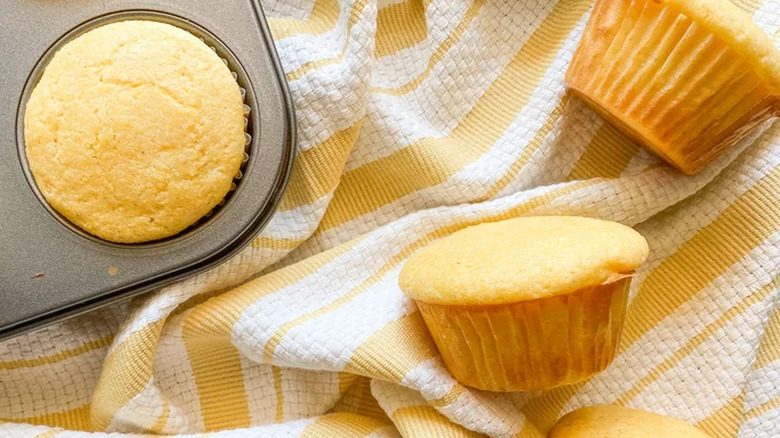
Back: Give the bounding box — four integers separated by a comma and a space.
24, 20, 246, 243
566, 0, 780, 175
549, 405, 713, 437
398, 216, 649, 392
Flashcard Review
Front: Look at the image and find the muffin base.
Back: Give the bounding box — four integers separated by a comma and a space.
416, 277, 630, 392
566, 0, 779, 175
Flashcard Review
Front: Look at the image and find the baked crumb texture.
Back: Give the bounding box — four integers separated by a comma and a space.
24, 20, 246, 243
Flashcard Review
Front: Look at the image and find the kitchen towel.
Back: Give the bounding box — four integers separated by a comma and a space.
2, 0, 780, 436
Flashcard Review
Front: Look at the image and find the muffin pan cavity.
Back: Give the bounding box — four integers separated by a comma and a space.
18, 11, 259, 247
0, 0, 295, 339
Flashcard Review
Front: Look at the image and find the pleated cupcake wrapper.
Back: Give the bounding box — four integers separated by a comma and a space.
566, 0, 779, 175
416, 277, 630, 392
196, 38, 252, 222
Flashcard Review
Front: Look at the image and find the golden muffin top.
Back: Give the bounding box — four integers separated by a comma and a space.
549, 405, 712, 438
398, 216, 648, 305
24, 20, 246, 243
664, 0, 780, 94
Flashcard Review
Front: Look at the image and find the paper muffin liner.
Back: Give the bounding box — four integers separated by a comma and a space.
566, 0, 779, 175
416, 277, 631, 392
195, 39, 252, 222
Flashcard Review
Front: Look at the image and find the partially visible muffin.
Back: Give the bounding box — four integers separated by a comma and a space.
549, 405, 713, 437
24, 20, 246, 243
566, 0, 780, 175
399, 216, 649, 392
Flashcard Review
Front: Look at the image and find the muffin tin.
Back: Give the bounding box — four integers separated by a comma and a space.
0, 0, 296, 339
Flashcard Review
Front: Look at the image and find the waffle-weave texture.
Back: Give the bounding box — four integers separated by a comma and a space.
2, 0, 780, 436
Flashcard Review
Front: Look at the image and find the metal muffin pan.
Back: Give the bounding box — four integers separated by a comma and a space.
0, 0, 296, 339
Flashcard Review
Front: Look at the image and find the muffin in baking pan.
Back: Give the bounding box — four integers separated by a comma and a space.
24, 20, 247, 243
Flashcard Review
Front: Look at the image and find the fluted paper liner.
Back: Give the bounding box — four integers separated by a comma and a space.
416, 277, 631, 392
566, 0, 779, 175
195, 39, 251, 222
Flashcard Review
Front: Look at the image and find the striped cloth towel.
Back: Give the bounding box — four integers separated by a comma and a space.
3, 0, 780, 436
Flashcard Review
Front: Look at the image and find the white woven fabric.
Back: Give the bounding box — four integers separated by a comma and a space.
2, 0, 780, 436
